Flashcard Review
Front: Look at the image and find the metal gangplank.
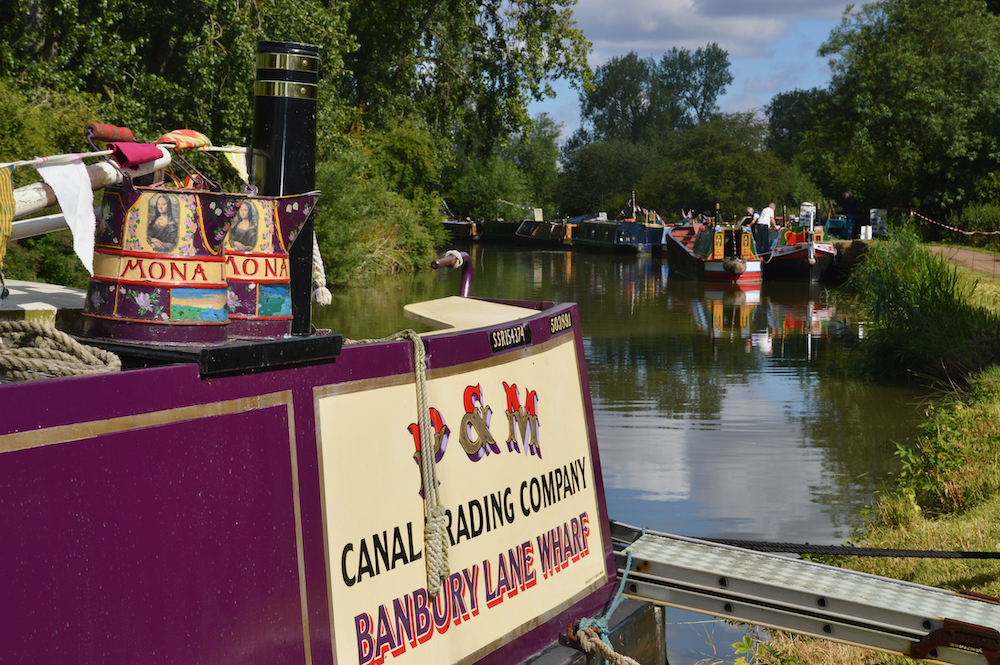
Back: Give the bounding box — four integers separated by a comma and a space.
611, 523, 1000, 665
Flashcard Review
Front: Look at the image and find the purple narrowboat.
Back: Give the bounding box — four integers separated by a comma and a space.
0, 41, 660, 665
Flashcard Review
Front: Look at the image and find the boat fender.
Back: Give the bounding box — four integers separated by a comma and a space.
722, 257, 746, 275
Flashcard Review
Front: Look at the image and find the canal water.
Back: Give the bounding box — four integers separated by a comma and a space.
314, 242, 932, 664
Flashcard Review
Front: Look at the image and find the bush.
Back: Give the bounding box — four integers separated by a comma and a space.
846, 224, 1000, 385
314, 147, 442, 287
946, 203, 1000, 249
0, 79, 102, 186
0, 79, 98, 287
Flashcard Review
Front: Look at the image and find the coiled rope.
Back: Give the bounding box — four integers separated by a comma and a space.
344, 329, 449, 596
311, 230, 332, 306
0, 320, 121, 381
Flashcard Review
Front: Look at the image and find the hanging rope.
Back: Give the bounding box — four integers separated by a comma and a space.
0, 320, 121, 381
344, 329, 449, 596
311, 230, 331, 306
395, 329, 449, 597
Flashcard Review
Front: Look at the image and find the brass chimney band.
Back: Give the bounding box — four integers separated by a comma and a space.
253, 80, 318, 100
255, 52, 319, 74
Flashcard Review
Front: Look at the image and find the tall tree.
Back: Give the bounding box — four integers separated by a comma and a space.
578, 52, 653, 143
578, 45, 733, 145
653, 43, 733, 127
504, 113, 563, 215
556, 139, 659, 216
635, 112, 794, 220
0, 0, 351, 148
764, 87, 829, 164
344, 0, 591, 153
449, 156, 532, 220
813, 0, 1000, 211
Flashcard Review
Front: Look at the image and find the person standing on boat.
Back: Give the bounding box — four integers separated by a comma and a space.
842, 191, 859, 239
756, 202, 776, 251
744, 206, 760, 225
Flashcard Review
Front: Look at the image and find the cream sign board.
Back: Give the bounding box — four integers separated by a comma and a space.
316, 334, 607, 665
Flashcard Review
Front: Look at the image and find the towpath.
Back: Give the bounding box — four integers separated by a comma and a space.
928, 245, 1000, 278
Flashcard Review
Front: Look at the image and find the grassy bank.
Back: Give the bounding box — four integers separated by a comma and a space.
757, 236, 1000, 665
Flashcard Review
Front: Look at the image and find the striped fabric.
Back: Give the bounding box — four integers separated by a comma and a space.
0, 166, 14, 272
155, 129, 212, 150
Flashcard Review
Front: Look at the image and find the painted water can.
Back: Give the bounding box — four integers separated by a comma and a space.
82, 184, 239, 344
223, 191, 319, 338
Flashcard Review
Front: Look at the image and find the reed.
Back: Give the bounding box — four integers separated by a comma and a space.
846, 225, 1000, 387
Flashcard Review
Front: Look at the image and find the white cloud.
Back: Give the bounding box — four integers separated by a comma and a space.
531, 1, 851, 137
572, 0, 849, 63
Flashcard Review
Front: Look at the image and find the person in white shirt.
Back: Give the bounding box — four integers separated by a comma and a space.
755, 203, 777, 251
758, 202, 776, 227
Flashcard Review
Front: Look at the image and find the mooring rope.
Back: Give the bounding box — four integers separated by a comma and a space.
576, 626, 643, 665
343, 329, 449, 596
572, 527, 647, 665
0, 320, 121, 381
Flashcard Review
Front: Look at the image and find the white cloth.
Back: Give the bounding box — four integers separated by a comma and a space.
758, 206, 775, 228
35, 159, 95, 275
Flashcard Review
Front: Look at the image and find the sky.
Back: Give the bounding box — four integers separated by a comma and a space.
529, 0, 856, 140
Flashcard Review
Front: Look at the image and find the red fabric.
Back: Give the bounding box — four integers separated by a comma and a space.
108, 142, 163, 169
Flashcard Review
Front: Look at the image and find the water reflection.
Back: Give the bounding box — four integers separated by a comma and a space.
316, 244, 926, 541
315, 244, 930, 663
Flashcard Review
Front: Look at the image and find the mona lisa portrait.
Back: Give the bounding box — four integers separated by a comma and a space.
228, 200, 259, 252
146, 193, 180, 253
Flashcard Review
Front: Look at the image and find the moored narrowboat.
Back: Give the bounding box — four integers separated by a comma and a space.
573, 213, 651, 254
761, 202, 837, 282
665, 223, 762, 286
513, 218, 576, 248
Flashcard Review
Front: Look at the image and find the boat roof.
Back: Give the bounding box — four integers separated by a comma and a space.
403, 295, 538, 333
0, 280, 86, 325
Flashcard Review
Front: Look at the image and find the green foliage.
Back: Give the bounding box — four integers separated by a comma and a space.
0, 79, 102, 186
0, 0, 351, 150
578, 45, 732, 145
764, 87, 830, 165
367, 117, 443, 202
885, 366, 1000, 516
946, 203, 1000, 249
635, 112, 795, 220
313, 150, 441, 286
0, 80, 97, 287
449, 156, 533, 221
343, 0, 591, 153
579, 52, 655, 143
556, 139, 659, 216
846, 225, 1000, 385
654, 43, 733, 127
503, 114, 563, 216
812, 0, 1000, 212
4, 232, 90, 289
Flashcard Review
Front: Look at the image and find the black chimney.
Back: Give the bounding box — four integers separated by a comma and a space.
251, 40, 319, 335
